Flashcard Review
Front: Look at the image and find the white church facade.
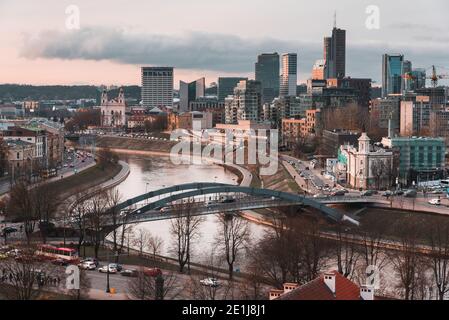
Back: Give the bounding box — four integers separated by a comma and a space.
100, 88, 127, 128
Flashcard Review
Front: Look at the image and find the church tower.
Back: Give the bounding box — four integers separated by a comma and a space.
118, 87, 125, 105
101, 89, 108, 105
358, 132, 371, 154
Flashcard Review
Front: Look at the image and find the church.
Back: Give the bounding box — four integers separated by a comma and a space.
100, 87, 127, 128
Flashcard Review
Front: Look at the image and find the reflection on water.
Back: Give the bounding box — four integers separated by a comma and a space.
115, 155, 268, 262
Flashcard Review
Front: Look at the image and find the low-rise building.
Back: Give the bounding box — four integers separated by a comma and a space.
339, 133, 394, 190
381, 136, 446, 185
167, 111, 213, 131
6, 140, 35, 177
322, 129, 361, 158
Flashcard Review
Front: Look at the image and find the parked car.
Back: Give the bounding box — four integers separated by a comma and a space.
79, 261, 97, 270
143, 268, 162, 277
1, 227, 18, 235
52, 259, 69, 266
120, 269, 138, 277
404, 190, 417, 198
361, 190, 375, 197
109, 263, 123, 272
331, 190, 346, 197
80, 257, 99, 267
98, 265, 117, 274
429, 198, 441, 206
200, 277, 220, 287
382, 191, 393, 197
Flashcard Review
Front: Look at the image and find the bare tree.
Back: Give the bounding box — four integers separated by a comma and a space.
105, 188, 127, 262
428, 220, 449, 300
0, 246, 57, 300
33, 183, 59, 243
86, 190, 109, 259
215, 213, 251, 280
332, 222, 360, 279
69, 189, 90, 257
170, 202, 204, 273
6, 179, 37, 245
127, 268, 180, 300
132, 228, 151, 257
147, 234, 164, 261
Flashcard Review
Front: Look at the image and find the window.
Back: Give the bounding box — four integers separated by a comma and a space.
16, 152, 20, 160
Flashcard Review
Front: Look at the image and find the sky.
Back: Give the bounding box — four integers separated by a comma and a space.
1, 0, 448, 88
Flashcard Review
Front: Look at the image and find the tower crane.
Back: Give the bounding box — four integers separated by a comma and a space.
428, 65, 449, 87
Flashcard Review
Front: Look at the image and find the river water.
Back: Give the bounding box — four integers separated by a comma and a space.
114, 155, 269, 263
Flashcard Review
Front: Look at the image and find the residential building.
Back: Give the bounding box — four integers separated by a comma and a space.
400, 96, 432, 137
224, 80, 262, 124
381, 136, 446, 185
3, 126, 47, 160
0, 104, 24, 118
327, 77, 372, 108
382, 54, 404, 97
189, 97, 225, 112
255, 53, 280, 104
179, 78, 205, 112
339, 133, 394, 190
141, 67, 174, 108
281, 118, 306, 147
100, 87, 127, 128
269, 271, 387, 300
280, 53, 298, 97
217, 77, 248, 102
6, 140, 35, 176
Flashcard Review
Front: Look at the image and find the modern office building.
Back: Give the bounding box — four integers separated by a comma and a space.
322, 129, 361, 158
179, 78, 205, 112
370, 97, 401, 136
402, 60, 412, 93
224, 80, 262, 124
141, 67, 174, 108
324, 27, 346, 79
280, 53, 298, 97
381, 136, 446, 185
218, 77, 248, 102
255, 53, 280, 104
327, 77, 372, 108
410, 68, 427, 91
382, 54, 404, 97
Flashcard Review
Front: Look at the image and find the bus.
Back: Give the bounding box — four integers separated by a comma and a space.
41, 168, 57, 179
36, 245, 79, 263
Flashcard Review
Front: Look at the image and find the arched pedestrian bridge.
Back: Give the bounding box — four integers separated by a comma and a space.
111, 183, 361, 225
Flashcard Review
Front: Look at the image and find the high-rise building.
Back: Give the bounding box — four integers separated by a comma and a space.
410, 68, 427, 91
402, 60, 412, 93
141, 67, 174, 108
179, 78, 205, 112
280, 53, 298, 97
382, 54, 404, 98
224, 80, 262, 124
255, 53, 280, 104
218, 77, 248, 102
324, 26, 346, 79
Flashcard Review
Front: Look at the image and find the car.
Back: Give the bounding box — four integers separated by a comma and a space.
404, 190, 417, 198
430, 190, 444, 195
143, 268, 162, 277
109, 263, 123, 272
63, 164, 68, 168
361, 190, 375, 197
331, 190, 346, 197
79, 261, 97, 270
382, 191, 393, 197
52, 258, 69, 266
159, 207, 170, 213
0, 253, 7, 260
2, 227, 18, 234
70, 164, 75, 168
80, 257, 99, 267
200, 277, 220, 287
98, 266, 117, 273
120, 269, 138, 277
429, 198, 441, 206
393, 190, 404, 196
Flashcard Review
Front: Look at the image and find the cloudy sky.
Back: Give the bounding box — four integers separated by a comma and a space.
1, 0, 448, 87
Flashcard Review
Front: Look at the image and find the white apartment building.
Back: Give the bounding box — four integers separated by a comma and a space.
224, 80, 262, 124
141, 67, 174, 108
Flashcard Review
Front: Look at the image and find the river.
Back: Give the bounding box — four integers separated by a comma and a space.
114, 155, 269, 263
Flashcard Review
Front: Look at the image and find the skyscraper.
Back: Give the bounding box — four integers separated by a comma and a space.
218, 77, 248, 102
179, 78, 205, 112
255, 53, 280, 104
382, 54, 404, 97
280, 53, 298, 97
141, 67, 174, 108
312, 59, 326, 80
402, 60, 412, 93
324, 26, 346, 79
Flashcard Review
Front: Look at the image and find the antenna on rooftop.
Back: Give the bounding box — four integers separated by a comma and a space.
333, 10, 337, 29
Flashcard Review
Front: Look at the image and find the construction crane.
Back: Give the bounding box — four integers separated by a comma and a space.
428, 65, 449, 87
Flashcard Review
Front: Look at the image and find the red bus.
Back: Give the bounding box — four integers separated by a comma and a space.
36, 245, 79, 263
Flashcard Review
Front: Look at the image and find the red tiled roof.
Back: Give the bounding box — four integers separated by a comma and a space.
278, 271, 361, 300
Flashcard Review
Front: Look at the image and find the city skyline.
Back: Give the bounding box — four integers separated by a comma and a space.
0, 0, 448, 86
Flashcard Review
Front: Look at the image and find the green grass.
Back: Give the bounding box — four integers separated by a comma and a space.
47, 162, 122, 201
